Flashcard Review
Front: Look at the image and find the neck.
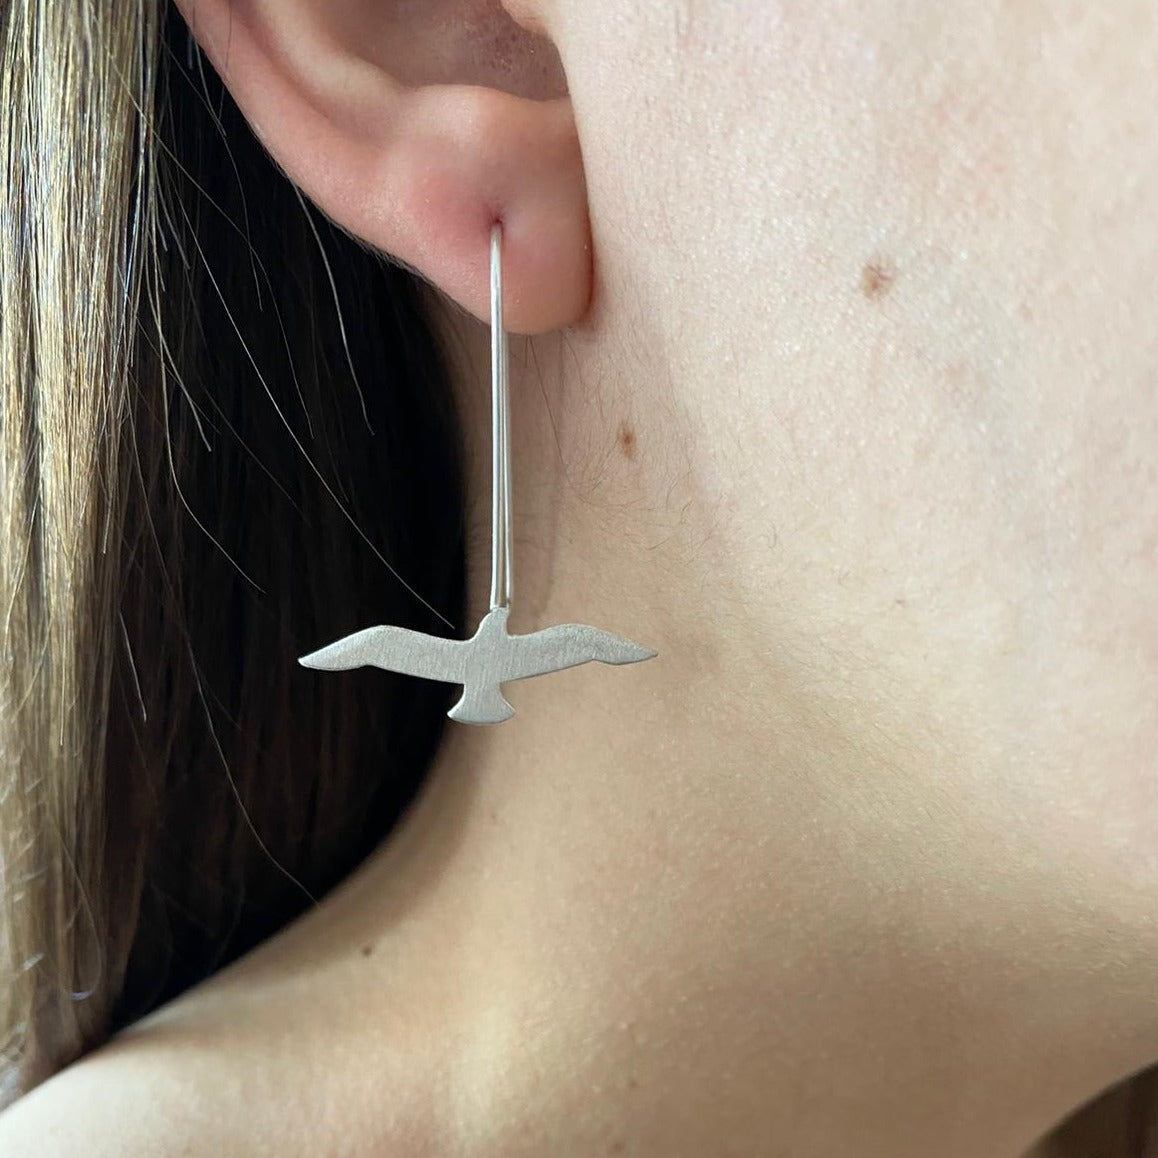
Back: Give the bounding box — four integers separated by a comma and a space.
210, 2, 1158, 1145
326, 286, 1158, 1158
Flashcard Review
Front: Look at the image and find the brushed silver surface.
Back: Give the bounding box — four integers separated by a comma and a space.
300, 607, 656, 725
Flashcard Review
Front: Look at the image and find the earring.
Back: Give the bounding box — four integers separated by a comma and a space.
299, 224, 656, 725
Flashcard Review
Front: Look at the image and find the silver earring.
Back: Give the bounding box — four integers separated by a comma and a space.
299, 224, 656, 725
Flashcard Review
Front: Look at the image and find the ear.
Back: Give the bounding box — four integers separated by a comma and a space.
174, 0, 590, 335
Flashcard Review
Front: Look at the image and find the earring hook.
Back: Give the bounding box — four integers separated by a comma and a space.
490, 223, 512, 612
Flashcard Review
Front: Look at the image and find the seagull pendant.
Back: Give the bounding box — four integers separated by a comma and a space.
298, 224, 657, 725
299, 607, 656, 725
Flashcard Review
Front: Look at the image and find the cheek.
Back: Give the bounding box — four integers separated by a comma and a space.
866, 1, 1158, 664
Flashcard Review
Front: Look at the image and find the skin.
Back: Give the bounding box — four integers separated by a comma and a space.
3, 0, 1158, 1154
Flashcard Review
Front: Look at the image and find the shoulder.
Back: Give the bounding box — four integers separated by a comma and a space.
0, 1051, 204, 1157
0, 913, 448, 1157
0, 1005, 435, 1157
0, 1041, 278, 1158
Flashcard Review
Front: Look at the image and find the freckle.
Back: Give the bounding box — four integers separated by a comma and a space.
361, 944, 375, 958
609, 1141, 626, 1155
861, 259, 896, 301
618, 423, 637, 460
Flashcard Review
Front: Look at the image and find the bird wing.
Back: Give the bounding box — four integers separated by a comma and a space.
299, 626, 470, 685
502, 623, 657, 682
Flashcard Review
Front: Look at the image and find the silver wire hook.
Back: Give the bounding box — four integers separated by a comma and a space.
489, 223, 512, 611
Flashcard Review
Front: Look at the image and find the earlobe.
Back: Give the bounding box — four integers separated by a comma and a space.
174, 0, 591, 335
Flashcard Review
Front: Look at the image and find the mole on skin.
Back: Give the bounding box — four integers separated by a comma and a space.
861, 259, 896, 300
618, 423, 637, 459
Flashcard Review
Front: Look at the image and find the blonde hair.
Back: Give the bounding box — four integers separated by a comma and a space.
1, 0, 154, 1092
0, 0, 462, 1102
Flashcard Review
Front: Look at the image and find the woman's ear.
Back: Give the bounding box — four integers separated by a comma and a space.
174, 0, 590, 335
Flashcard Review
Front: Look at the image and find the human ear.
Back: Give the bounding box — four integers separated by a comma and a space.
173, 0, 590, 335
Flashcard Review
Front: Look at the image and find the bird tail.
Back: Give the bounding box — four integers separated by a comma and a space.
449, 682, 515, 726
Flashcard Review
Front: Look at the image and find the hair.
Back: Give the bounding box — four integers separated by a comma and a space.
0, 0, 463, 1103
0, 2, 1155, 1154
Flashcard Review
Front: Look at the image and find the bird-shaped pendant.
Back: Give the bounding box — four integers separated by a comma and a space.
299, 606, 655, 725
298, 224, 657, 724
